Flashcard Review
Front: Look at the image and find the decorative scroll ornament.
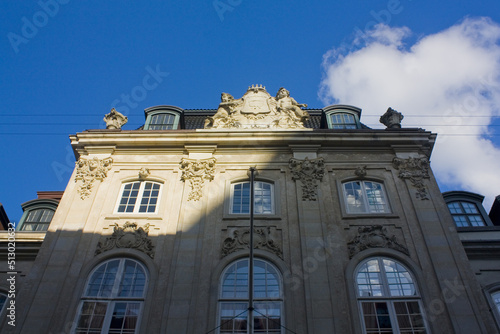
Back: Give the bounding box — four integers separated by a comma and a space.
204, 85, 309, 129
95, 222, 154, 258
380, 107, 404, 129
75, 156, 113, 200
103, 108, 128, 129
393, 157, 430, 200
289, 157, 325, 201
347, 225, 409, 258
221, 226, 283, 259
180, 157, 216, 201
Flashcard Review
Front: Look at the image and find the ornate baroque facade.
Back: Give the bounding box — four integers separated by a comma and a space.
1, 85, 499, 333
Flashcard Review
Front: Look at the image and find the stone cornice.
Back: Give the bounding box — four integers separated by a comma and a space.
70, 129, 436, 156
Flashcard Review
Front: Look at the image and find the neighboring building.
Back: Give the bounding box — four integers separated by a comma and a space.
443, 191, 500, 330
1, 85, 499, 333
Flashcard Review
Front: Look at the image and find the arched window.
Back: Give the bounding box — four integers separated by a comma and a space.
343, 181, 389, 214
116, 181, 162, 214
230, 181, 274, 215
355, 257, 427, 333
74, 258, 148, 334
219, 258, 282, 333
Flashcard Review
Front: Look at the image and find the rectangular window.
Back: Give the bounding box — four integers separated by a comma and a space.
116, 182, 161, 214
343, 181, 389, 214
230, 181, 274, 215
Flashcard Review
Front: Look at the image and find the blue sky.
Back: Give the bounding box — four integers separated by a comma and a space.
1, 1, 500, 223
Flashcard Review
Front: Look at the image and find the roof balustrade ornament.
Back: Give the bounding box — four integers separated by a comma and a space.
204, 85, 309, 129
103, 108, 128, 129
75, 156, 113, 200
380, 107, 404, 129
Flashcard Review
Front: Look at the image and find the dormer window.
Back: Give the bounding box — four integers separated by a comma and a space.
16, 197, 60, 232
443, 191, 493, 228
322, 105, 362, 129
144, 106, 184, 130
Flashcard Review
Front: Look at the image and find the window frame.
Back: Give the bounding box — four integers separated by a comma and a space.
354, 257, 428, 334
217, 258, 284, 334
328, 112, 359, 129
229, 180, 275, 216
342, 180, 391, 215
72, 258, 148, 334
114, 181, 163, 214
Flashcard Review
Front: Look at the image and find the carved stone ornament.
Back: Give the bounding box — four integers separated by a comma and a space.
95, 222, 154, 258
138, 167, 150, 180
393, 157, 430, 200
289, 157, 325, 201
347, 225, 409, 258
180, 157, 216, 201
204, 85, 309, 130
355, 166, 367, 178
221, 226, 283, 259
103, 108, 128, 129
75, 156, 113, 200
380, 107, 404, 129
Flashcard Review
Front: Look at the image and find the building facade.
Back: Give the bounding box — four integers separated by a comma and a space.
1, 85, 499, 333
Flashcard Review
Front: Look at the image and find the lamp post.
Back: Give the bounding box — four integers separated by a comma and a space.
248, 166, 256, 333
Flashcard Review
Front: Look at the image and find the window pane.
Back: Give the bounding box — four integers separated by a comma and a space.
138, 182, 160, 213
447, 202, 462, 214
330, 112, 358, 129
468, 215, 485, 227
461, 202, 478, 213
394, 301, 427, 333
86, 260, 120, 297
108, 302, 140, 334
453, 215, 468, 227
119, 260, 147, 298
75, 301, 108, 333
344, 181, 366, 213
232, 182, 273, 214
492, 291, 500, 315
118, 182, 140, 213
220, 302, 248, 333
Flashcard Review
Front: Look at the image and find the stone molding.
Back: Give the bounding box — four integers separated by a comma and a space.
103, 108, 128, 129
393, 157, 430, 200
180, 157, 216, 201
221, 226, 283, 259
204, 85, 309, 129
75, 156, 113, 200
95, 222, 154, 258
289, 157, 325, 201
347, 225, 409, 258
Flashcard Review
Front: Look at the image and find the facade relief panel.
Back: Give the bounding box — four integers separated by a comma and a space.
221, 226, 283, 259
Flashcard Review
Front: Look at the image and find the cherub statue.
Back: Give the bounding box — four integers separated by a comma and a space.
204, 92, 242, 128
275, 87, 309, 122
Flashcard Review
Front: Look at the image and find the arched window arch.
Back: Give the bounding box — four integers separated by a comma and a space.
342, 180, 390, 214
355, 257, 427, 333
73, 258, 148, 334
230, 181, 274, 215
115, 181, 162, 214
218, 258, 283, 333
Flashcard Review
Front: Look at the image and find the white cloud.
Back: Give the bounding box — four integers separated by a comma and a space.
320, 17, 500, 210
